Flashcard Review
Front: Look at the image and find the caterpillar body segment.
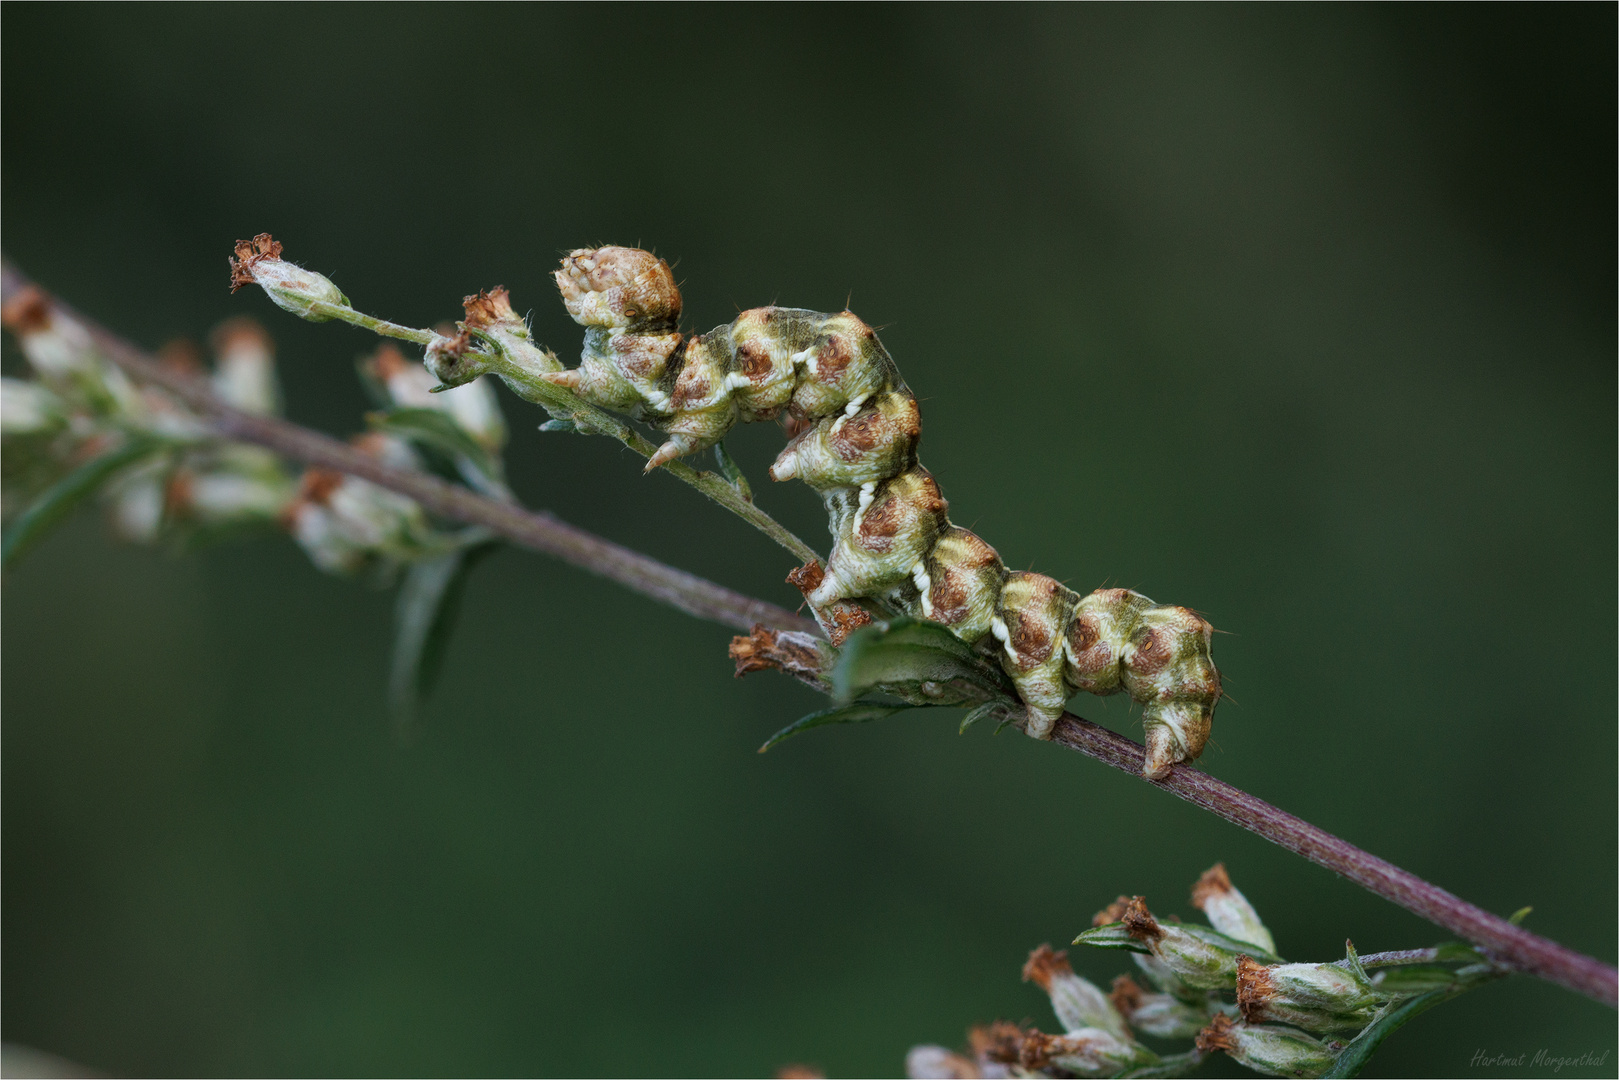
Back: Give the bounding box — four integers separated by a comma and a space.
549, 246, 1220, 777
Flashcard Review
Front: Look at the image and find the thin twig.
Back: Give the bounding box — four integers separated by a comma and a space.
0, 262, 817, 638
2, 262, 1613, 1009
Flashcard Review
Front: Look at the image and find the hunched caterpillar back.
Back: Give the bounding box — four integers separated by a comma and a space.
542, 246, 1220, 778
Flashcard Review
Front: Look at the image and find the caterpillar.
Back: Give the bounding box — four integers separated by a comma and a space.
543, 246, 1219, 778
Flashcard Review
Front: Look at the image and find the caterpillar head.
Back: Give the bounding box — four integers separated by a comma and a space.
554, 247, 681, 331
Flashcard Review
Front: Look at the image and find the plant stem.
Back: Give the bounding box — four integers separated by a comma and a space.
3, 261, 1613, 1010
311, 296, 822, 566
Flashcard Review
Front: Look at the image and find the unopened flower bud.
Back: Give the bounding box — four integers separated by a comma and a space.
459, 287, 562, 382
1109, 974, 1215, 1039
1021, 944, 1131, 1041
209, 317, 282, 416
1195, 1014, 1336, 1079
1111, 896, 1259, 991
228, 233, 349, 321
1192, 864, 1276, 954
0, 378, 65, 436
1236, 955, 1379, 1033
106, 457, 169, 543
904, 1045, 980, 1079
1017, 1027, 1157, 1077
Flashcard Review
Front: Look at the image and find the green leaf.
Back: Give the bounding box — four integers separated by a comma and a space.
830, 617, 1012, 705
1370, 965, 1459, 997
388, 538, 500, 740
1508, 905, 1532, 926
368, 408, 501, 488
757, 701, 916, 753
2, 437, 161, 569
712, 440, 753, 501
1324, 988, 1455, 1078
1073, 923, 1152, 954
538, 419, 578, 433
958, 701, 1004, 734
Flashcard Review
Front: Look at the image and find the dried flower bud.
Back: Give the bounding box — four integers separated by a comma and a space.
904, 1045, 981, 1079
1016, 1027, 1156, 1077
1192, 864, 1276, 954
209, 317, 282, 416
1195, 1014, 1337, 1079
1022, 944, 1131, 1041
1117, 896, 1257, 991
228, 233, 349, 322
458, 287, 562, 382
1109, 974, 1215, 1039
0, 378, 65, 436
1236, 955, 1380, 1033
284, 453, 430, 576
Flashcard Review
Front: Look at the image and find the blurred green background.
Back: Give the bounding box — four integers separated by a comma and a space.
3, 6, 1614, 1077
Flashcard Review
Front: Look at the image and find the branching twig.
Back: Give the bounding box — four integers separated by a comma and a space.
2, 261, 1612, 1010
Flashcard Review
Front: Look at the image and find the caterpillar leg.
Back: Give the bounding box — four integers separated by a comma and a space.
992, 573, 1078, 739
1065, 588, 1220, 777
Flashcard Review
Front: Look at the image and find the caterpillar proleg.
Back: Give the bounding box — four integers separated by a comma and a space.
546, 247, 1219, 777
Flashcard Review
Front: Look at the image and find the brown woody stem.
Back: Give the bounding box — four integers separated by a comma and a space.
2, 261, 1612, 1009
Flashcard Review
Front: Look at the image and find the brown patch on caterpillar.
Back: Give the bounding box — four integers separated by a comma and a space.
669, 355, 713, 410
737, 338, 774, 381
856, 469, 947, 554
1093, 895, 1134, 927
728, 624, 826, 680
1021, 944, 1073, 992
1130, 622, 1174, 677
0, 285, 51, 333
812, 331, 854, 384
1110, 974, 1146, 1016
610, 332, 682, 381
925, 527, 1004, 632
1121, 896, 1164, 944
832, 409, 885, 458
785, 561, 873, 645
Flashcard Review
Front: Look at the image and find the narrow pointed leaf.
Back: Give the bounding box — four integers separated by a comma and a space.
712, 440, 753, 501
758, 701, 915, 753
2, 437, 161, 569
388, 537, 500, 739
538, 419, 578, 433
831, 617, 1012, 703
1073, 923, 1153, 954
1324, 987, 1457, 1078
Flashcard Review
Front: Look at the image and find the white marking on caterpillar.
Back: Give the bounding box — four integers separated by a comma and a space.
912, 561, 933, 617
990, 616, 1018, 663
844, 393, 868, 417
789, 347, 815, 367
851, 481, 877, 535
722, 371, 753, 393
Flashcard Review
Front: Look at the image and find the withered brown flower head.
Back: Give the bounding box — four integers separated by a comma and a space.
1109, 973, 1145, 1016
1192, 863, 1234, 908
462, 286, 517, 330
968, 1021, 1031, 1067
1235, 954, 1276, 1020
1092, 894, 1135, 927
1021, 943, 1073, 993
1121, 896, 1164, 945
229, 233, 285, 292
0, 286, 52, 335
1194, 1013, 1239, 1054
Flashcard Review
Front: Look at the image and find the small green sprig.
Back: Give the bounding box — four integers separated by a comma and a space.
907, 864, 1509, 1080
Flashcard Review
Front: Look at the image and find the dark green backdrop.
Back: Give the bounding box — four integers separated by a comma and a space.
3, 6, 1614, 1077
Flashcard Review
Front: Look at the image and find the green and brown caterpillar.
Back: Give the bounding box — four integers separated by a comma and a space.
534, 247, 1220, 778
